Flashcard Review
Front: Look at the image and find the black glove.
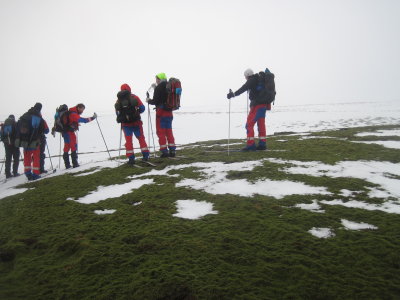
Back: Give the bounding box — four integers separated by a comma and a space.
146, 92, 150, 99
227, 90, 235, 99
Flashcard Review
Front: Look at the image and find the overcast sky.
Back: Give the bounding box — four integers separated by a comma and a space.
1, 0, 400, 118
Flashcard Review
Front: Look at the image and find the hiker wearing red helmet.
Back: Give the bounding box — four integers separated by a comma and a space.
115, 83, 149, 165
146, 73, 176, 158
62, 103, 96, 168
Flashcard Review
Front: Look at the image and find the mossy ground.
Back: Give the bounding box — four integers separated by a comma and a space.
1, 125, 400, 299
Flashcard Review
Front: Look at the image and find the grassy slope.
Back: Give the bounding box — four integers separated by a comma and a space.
1, 125, 400, 300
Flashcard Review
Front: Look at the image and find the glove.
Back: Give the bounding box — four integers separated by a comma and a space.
92, 112, 97, 119
227, 90, 235, 99
146, 92, 150, 98
51, 127, 56, 137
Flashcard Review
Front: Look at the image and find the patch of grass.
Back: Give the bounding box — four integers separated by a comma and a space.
1, 125, 400, 299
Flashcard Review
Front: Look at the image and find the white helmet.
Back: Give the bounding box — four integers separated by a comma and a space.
244, 68, 254, 77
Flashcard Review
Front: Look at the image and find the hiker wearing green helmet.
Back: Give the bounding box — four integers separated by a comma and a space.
146, 73, 177, 158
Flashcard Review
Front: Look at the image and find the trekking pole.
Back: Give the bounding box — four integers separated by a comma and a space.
148, 105, 157, 158
246, 91, 249, 116
95, 115, 112, 161
118, 124, 122, 158
46, 143, 56, 173
147, 103, 151, 153
58, 133, 62, 168
146, 85, 157, 158
228, 89, 232, 156
0, 154, 5, 175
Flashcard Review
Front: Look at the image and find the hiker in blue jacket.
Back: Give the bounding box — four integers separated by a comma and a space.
1, 115, 20, 178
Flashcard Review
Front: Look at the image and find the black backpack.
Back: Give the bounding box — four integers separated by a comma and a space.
256, 69, 276, 105
54, 104, 70, 132
15, 113, 43, 147
1, 117, 15, 145
115, 90, 140, 123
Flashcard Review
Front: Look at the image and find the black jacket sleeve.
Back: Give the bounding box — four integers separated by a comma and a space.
150, 81, 168, 106
234, 76, 258, 97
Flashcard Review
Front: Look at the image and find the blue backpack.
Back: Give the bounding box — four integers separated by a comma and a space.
1, 117, 15, 145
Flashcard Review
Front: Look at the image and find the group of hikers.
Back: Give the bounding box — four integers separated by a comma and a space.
1, 68, 275, 181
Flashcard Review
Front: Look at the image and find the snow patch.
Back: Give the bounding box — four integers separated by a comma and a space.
308, 227, 335, 238
295, 200, 325, 213
321, 199, 400, 214
341, 219, 377, 230
355, 129, 400, 137
94, 209, 116, 215
354, 140, 400, 149
173, 200, 218, 220
75, 179, 154, 204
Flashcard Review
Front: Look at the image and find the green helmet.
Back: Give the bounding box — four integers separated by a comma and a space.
156, 73, 167, 80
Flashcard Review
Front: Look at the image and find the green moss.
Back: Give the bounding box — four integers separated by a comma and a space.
1, 125, 400, 299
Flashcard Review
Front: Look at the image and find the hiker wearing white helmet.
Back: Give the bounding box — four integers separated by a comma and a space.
227, 68, 269, 151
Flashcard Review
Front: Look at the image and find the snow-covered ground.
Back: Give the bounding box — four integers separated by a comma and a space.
1, 100, 400, 238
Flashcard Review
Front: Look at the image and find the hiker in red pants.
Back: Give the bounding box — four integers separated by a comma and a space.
146, 73, 176, 158
115, 83, 149, 165
227, 68, 275, 151
62, 104, 96, 168
15, 103, 48, 180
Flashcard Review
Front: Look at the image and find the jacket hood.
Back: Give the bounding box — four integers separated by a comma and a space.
121, 83, 131, 92
69, 106, 79, 114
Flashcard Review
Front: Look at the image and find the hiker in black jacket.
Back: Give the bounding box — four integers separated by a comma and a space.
146, 73, 177, 158
1, 115, 20, 178
227, 68, 268, 151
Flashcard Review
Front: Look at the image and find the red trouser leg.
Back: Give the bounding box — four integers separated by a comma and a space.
246, 107, 257, 146
257, 117, 266, 142
24, 149, 33, 174
156, 111, 167, 151
166, 128, 175, 150
123, 127, 134, 158
23, 147, 40, 175
63, 132, 77, 152
32, 147, 40, 175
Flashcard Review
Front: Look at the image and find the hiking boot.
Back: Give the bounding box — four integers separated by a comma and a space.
241, 144, 256, 152
142, 152, 150, 162
31, 173, 41, 181
13, 172, 20, 177
127, 156, 135, 165
63, 152, 71, 169
169, 150, 176, 157
5, 173, 12, 179
256, 142, 267, 151
25, 171, 33, 181
160, 150, 169, 158
40, 169, 48, 174
71, 151, 79, 168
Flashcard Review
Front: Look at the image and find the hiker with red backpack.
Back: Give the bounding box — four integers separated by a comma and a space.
62, 103, 96, 169
146, 73, 181, 158
227, 68, 276, 151
115, 83, 150, 165
1, 115, 20, 178
15, 103, 49, 180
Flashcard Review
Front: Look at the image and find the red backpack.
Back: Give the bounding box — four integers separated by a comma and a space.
165, 78, 182, 110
